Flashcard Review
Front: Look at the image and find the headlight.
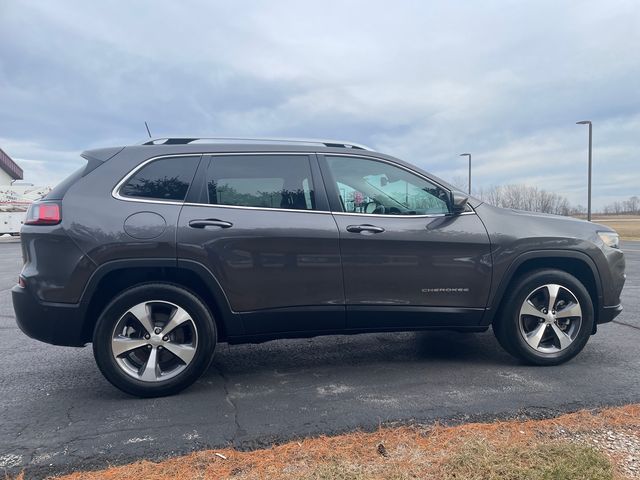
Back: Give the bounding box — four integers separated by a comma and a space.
598, 231, 620, 249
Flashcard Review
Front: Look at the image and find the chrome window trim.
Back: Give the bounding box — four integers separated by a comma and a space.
112, 151, 477, 219
332, 210, 476, 218
182, 202, 331, 215
178, 201, 475, 218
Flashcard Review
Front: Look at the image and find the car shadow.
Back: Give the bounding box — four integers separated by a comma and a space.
202, 329, 517, 380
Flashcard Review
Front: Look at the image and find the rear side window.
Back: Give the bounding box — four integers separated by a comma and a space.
120, 156, 200, 201
206, 155, 315, 210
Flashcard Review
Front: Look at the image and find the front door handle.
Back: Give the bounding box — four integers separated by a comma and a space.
188, 219, 233, 229
346, 224, 385, 234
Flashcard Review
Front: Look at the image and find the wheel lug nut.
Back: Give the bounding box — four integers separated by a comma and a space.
144, 334, 150, 340
162, 336, 168, 342
154, 328, 161, 334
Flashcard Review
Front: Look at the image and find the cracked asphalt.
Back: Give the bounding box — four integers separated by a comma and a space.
1, 240, 639, 478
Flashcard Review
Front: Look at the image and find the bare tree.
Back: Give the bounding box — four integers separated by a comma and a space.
451, 175, 468, 192
475, 184, 574, 215
625, 196, 639, 214
572, 204, 586, 215
602, 195, 640, 215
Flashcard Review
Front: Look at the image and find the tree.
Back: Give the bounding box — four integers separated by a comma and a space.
451, 175, 468, 192
474, 184, 574, 215
601, 196, 639, 215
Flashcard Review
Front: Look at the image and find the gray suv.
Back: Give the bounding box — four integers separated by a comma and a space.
12, 138, 626, 397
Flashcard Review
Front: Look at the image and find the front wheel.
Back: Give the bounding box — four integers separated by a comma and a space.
493, 269, 594, 365
93, 283, 217, 397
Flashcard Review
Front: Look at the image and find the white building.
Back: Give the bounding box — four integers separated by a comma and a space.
0, 148, 51, 234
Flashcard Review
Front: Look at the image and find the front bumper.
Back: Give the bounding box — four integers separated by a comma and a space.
12, 284, 87, 347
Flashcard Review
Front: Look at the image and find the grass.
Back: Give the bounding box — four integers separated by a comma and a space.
304, 442, 614, 480
440, 440, 613, 480
40, 404, 640, 480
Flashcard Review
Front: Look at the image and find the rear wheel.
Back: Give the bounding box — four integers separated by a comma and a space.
93, 283, 216, 397
493, 269, 594, 365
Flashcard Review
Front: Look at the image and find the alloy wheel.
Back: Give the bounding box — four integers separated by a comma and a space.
518, 284, 582, 354
110, 300, 198, 382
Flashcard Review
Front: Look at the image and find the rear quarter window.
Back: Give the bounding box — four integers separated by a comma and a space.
119, 156, 200, 201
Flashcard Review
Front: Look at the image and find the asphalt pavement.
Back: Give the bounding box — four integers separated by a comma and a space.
1, 240, 639, 478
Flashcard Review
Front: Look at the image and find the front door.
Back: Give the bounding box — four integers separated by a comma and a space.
177, 153, 344, 335
319, 154, 492, 329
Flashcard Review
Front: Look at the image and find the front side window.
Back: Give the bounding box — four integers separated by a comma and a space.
326, 156, 451, 215
206, 155, 315, 210
120, 156, 200, 201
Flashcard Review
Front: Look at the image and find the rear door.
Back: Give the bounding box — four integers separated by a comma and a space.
177, 153, 345, 335
319, 154, 492, 329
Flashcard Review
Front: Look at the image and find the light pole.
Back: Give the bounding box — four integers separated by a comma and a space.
460, 153, 471, 194
576, 121, 592, 221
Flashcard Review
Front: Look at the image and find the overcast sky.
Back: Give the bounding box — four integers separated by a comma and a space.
1, 1, 638, 208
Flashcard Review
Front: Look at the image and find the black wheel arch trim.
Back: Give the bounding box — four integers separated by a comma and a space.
481, 249, 604, 326
176, 258, 240, 335
75, 257, 241, 341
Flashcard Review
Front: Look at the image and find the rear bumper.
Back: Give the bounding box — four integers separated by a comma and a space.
598, 303, 623, 324
12, 284, 86, 347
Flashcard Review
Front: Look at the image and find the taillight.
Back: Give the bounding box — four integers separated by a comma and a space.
25, 202, 61, 225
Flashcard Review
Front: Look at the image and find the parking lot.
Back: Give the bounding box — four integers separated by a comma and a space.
1, 240, 639, 478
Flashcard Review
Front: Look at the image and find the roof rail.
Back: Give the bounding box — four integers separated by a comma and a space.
139, 136, 373, 151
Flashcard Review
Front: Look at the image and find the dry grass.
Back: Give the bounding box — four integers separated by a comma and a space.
439, 440, 613, 480
42, 404, 640, 480
591, 216, 640, 241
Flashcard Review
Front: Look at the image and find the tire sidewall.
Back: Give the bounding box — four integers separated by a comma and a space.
499, 270, 594, 365
93, 283, 216, 397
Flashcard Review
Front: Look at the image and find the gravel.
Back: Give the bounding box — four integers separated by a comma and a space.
562, 427, 640, 478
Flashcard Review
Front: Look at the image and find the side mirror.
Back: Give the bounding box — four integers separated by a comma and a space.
451, 191, 469, 214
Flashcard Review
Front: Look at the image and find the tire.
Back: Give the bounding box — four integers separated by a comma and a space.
493, 269, 594, 366
93, 283, 217, 397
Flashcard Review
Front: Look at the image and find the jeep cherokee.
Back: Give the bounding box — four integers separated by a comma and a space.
12, 137, 626, 397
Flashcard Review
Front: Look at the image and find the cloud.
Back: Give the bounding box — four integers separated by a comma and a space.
0, 137, 83, 186
0, 0, 638, 207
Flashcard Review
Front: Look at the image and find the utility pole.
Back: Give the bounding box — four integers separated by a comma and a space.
460, 153, 471, 194
576, 121, 592, 221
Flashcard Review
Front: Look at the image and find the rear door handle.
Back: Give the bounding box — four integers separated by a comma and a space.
346, 224, 385, 234
188, 219, 233, 229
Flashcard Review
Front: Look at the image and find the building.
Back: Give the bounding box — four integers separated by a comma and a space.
0, 148, 24, 185
0, 148, 36, 235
